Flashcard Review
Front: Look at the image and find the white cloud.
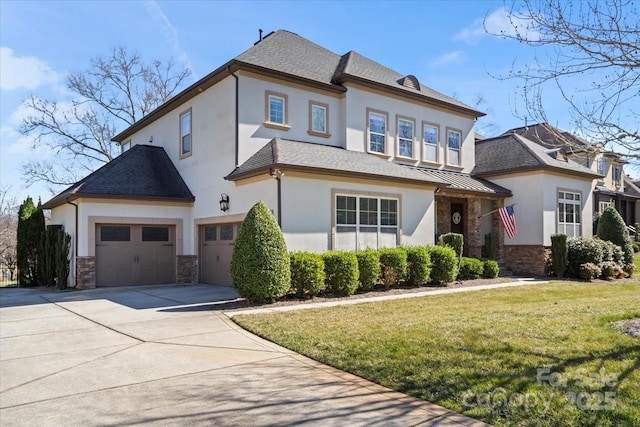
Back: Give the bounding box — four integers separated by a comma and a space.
0, 47, 62, 91
144, 0, 194, 78
454, 8, 540, 44
431, 51, 466, 67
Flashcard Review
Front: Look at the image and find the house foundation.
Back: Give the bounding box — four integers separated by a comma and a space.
177, 255, 198, 283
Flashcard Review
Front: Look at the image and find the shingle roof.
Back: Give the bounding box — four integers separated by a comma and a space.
43, 145, 194, 209
473, 133, 599, 178
415, 168, 511, 196
504, 123, 594, 152
226, 138, 447, 186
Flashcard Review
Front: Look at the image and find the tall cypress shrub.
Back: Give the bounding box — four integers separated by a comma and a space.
550, 233, 568, 277
230, 201, 290, 302
17, 197, 44, 286
597, 206, 633, 265
440, 233, 463, 264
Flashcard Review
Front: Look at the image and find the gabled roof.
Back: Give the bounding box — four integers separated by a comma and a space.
43, 145, 194, 209
473, 133, 600, 179
113, 30, 482, 142
225, 138, 447, 186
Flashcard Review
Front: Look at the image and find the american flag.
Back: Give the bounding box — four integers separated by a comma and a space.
498, 204, 518, 238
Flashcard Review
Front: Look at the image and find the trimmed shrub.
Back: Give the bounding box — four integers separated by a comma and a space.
599, 261, 619, 279
597, 239, 625, 266
230, 201, 291, 303
458, 257, 484, 280
355, 249, 381, 291
481, 233, 495, 260
378, 247, 407, 288
567, 237, 603, 278
623, 263, 636, 277
635, 223, 640, 242
289, 251, 325, 299
323, 251, 359, 296
550, 233, 568, 278
439, 233, 463, 264
597, 206, 634, 264
633, 242, 640, 253
483, 259, 500, 278
427, 245, 458, 285
405, 246, 431, 286
579, 263, 601, 281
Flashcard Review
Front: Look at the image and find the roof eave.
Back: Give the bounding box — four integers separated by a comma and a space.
226, 163, 447, 187
43, 193, 195, 209
475, 165, 600, 179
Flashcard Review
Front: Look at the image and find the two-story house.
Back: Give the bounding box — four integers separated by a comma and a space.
505, 123, 639, 227
43, 30, 596, 287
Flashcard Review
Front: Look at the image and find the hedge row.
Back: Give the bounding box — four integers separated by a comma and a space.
565, 236, 635, 281
288, 246, 499, 299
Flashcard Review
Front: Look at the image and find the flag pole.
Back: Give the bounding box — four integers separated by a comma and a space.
478, 203, 517, 219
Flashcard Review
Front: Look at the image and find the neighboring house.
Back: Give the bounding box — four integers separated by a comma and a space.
506, 123, 640, 226
44, 30, 596, 287
473, 132, 599, 275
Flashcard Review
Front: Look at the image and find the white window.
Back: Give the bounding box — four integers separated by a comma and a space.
180, 109, 192, 157
335, 194, 398, 250
597, 158, 605, 176
422, 123, 439, 163
269, 96, 285, 124
264, 91, 288, 128
368, 110, 387, 154
397, 118, 414, 158
599, 201, 612, 213
309, 102, 329, 136
447, 128, 461, 166
558, 190, 582, 237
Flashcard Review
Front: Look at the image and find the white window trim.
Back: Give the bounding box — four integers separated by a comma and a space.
332, 189, 401, 250
599, 201, 612, 213
366, 108, 389, 156
445, 127, 462, 168
557, 189, 582, 237
421, 121, 440, 164
308, 101, 330, 138
264, 91, 290, 130
396, 115, 416, 160
179, 108, 192, 159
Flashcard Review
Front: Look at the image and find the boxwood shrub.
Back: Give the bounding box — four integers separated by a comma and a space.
230, 201, 291, 302
355, 249, 381, 291
378, 247, 408, 288
427, 245, 458, 285
458, 257, 484, 280
289, 251, 325, 299
482, 259, 499, 278
567, 237, 603, 278
405, 246, 431, 286
323, 251, 359, 296
439, 233, 463, 264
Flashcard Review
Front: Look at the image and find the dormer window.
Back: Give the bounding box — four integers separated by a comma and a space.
398, 75, 420, 91
614, 166, 622, 185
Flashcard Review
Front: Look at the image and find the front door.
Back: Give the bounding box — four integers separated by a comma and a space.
451, 203, 463, 234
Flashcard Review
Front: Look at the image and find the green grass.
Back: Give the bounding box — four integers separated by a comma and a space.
235, 281, 640, 427
634, 253, 640, 277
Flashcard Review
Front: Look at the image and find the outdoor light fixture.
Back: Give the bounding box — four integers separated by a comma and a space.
219, 193, 230, 212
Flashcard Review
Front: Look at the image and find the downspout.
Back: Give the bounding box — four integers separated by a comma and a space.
228, 66, 239, 167
270, 169, 284, 227
65, 199, 78, 289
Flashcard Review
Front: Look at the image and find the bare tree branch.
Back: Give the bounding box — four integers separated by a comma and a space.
20, 47, 191, 188
487, 0, 640, 162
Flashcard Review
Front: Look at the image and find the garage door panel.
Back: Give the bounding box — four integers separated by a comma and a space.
200, 223, 238, 286
96, 224, 175, 286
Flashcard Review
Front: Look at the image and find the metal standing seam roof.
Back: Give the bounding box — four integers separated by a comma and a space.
42, 144, 195, 209
414, 168, 512, 195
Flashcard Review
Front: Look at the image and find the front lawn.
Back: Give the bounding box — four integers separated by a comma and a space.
235, 281, 640, 427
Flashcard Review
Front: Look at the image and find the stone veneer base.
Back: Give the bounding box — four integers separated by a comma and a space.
504, 245, 548, 276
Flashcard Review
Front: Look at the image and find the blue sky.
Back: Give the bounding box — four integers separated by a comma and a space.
1, 0, 637, 205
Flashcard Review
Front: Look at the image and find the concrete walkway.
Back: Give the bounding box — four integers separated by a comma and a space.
0, 282, 552, 427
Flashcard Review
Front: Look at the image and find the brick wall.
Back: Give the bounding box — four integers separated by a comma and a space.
176, 255, 198, 283
504, 245, 547, 276
76, 256, 96, 289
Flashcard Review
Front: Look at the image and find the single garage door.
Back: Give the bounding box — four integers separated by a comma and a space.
96, 224, 175, 286
200, 223, 239, 286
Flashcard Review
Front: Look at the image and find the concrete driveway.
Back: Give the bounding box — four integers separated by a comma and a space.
0, 284, 488, 426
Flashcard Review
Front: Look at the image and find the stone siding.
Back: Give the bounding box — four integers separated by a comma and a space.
177, 255, 198, 284
504, 245, 547, 276
76, 256, 96, 289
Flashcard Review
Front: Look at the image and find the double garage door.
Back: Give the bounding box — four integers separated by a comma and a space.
96, 224, 175, 286
200, 223, 239, 286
